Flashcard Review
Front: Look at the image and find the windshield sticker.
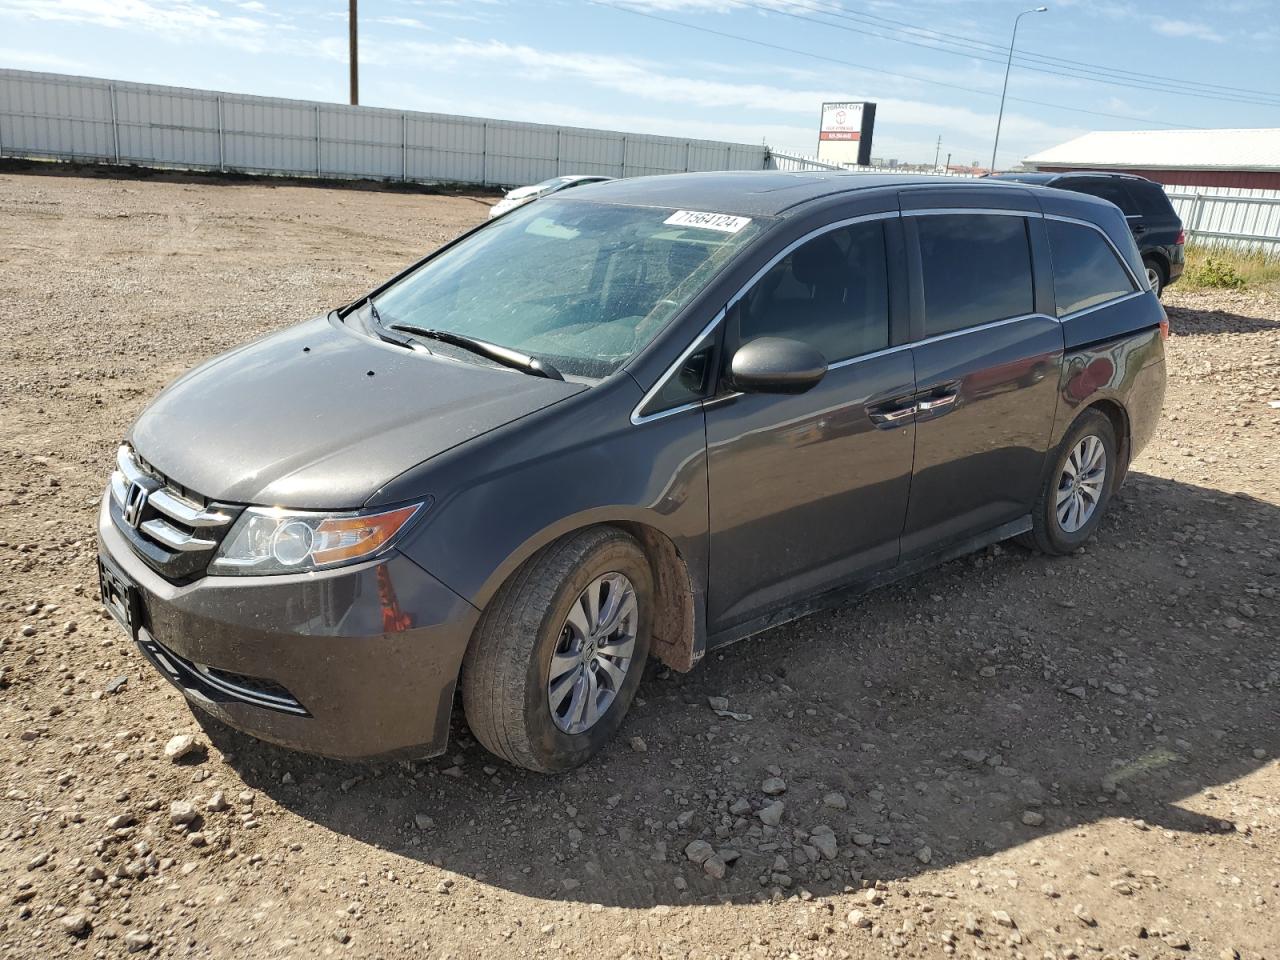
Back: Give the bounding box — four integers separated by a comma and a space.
664, 210, 752, 234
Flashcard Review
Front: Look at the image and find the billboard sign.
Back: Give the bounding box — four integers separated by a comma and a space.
817, 101, 876, 167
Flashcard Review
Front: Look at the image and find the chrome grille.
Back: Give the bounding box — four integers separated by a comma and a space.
109, 445, 239, 580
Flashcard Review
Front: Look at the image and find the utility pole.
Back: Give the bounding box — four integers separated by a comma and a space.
991, 6, 1047, 173
933, 136, 941, 171
945, 151, 952, 174
349, 0, 359, 106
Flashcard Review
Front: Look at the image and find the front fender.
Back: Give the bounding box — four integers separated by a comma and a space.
384, 378, 711, 665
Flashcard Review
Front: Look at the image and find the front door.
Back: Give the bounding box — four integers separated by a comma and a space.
704, 216, 916, 634
900, 210, 1063, 556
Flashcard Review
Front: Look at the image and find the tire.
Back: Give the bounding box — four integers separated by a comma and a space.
461, 526, 653, 773
1143, 256, 1166, 298
1019, 409, 1118, 556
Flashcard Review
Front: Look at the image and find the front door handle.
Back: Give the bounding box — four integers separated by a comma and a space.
869, 405, 916, 426
915, 394, 957, 413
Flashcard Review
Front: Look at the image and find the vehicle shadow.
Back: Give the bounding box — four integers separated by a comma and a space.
199, 472, 1278, 907
1165, 298, 1280, 335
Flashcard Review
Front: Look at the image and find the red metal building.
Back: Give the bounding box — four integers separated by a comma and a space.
1024, 129, 1280, 190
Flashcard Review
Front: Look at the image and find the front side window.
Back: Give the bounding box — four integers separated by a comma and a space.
736, 220, 890, 363
1047, 219, 1137, 316
371, 199, 761, 379
917, 214, 1034, 337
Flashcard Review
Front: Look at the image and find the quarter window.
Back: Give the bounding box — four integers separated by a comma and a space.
737, 220, 890, 363
1067, 178, 1140, 216
917, 214, 1034, 337
1047, 219, 1137, 316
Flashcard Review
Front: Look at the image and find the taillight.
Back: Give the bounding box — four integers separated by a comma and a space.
1176, 228, 1186, 245
1159, 305, 1170, 339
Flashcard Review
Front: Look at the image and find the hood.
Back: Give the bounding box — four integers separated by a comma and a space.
504, 184, 547, 201
130, 315, 585, 508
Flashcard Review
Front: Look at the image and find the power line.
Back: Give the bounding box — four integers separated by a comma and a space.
734, 0, 1280, 109
591, 1, 1194, 130
799, 0, 1280, 102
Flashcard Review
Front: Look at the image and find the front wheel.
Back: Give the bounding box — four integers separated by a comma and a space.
461, 526, 653, 773
1020, 409, 1117, 555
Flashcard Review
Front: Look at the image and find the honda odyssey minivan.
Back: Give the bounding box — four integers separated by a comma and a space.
98, 172, 1167, 772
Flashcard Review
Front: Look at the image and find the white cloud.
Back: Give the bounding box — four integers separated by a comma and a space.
0, 0, 276, 52
0, 46, 86, 71
368, 37, 1078, 162
373, 16, 433, 31
1153, 19, 1225, 43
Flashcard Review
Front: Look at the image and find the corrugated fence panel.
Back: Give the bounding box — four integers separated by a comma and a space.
407, 114, 485, 183
687, 142, 736, 172
485, 121, 559, 185
115, 86, 219, 168
1, 68, 770, 187
222, 95, 318, 175
624, 136, 687, 176
0, 71, 114, 160
560, 129, 625, 178
321, 106, 402, 179
1164, 183, 1280, 255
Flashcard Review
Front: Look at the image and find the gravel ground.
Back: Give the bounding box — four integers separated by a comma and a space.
0, 168, 1277, 960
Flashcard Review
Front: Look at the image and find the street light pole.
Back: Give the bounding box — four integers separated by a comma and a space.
349, 0, 359, 106
990, 6, 1046, 173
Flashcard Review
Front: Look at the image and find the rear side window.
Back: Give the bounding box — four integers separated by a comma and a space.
737, 220, 890, 363
1127, 181, 1177, 219
1066, 178, 1140, 216
917, 214, 1034, 337
1047, 220, 1137, 316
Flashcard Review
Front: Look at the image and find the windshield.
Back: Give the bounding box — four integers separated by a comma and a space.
370, 198, 763, 378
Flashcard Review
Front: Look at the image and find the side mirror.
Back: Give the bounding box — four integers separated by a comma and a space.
729, 337, 828, 395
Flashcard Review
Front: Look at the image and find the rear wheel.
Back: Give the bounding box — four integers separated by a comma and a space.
461, 526, 652, 773
1020, 409, 1117, 555
1143, 256, 1166, 297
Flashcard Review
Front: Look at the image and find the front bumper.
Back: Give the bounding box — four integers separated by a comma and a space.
98, 493, 480, 761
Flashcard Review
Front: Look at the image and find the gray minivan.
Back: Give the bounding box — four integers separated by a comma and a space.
98, 172, 1167, 772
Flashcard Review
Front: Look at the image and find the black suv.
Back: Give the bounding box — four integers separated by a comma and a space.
994, 172, 1184, 296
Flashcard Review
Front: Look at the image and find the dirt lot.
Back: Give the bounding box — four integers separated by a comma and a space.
0, 167, 1277, 960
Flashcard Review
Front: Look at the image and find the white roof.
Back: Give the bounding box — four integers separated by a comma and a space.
1025, 128, 1280, 172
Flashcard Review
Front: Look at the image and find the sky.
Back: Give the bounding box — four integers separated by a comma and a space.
2, 0, 1279, 169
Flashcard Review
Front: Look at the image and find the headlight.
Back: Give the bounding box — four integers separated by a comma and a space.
208, 502, 427, 575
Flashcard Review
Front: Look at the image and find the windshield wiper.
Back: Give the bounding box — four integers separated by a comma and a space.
388, 323, 564, 381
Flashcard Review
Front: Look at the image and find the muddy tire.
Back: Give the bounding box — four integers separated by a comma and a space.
461, 526, 653, 773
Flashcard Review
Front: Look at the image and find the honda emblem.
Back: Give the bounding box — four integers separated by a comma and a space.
122, 481, 150, 528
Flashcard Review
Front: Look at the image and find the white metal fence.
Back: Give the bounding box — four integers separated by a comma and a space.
0, 68, 769, 187
766, 151, 980, 177
1163, 185, 1280, 256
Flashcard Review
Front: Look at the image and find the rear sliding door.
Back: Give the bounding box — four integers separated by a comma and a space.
899, 207, 1063, 557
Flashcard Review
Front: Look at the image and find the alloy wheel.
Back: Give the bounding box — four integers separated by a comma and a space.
1146, 265, 1162, 295
548, 572, 638, 734
1056, 434, 1107, 534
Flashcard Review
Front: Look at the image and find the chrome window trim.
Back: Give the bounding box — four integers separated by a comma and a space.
887, 311, 1060, 355
1058, 289, 1146, 322
630, 210, 899, 425
630, 206, 1136, 426
630, 308, 726, 425
1042, 213, 1144, 290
